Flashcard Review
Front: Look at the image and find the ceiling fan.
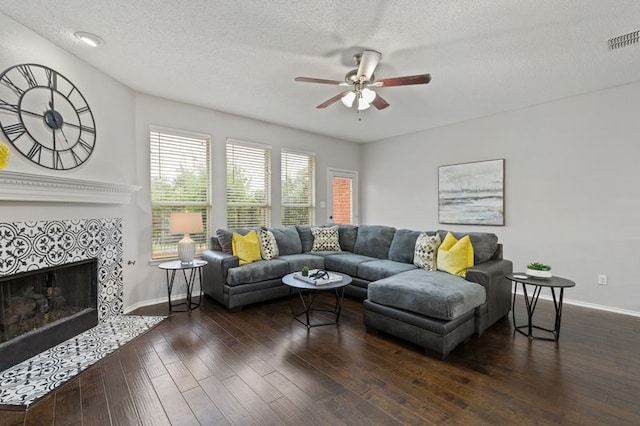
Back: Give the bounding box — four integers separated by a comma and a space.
295, 50, 431, 111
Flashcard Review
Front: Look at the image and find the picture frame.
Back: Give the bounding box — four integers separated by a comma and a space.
438, 159, 505, 226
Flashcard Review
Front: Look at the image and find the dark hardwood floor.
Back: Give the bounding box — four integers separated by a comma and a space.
1, 292, 639, 425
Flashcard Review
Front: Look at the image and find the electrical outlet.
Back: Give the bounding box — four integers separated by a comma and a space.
598, 274, 608, 285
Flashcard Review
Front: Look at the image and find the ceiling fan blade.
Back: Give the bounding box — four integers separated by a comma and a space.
357, 50, 382, 80
371, 94, 390, 110
295, 76, 343, 85
375, 73, 432, 87
316, 92, 348, 109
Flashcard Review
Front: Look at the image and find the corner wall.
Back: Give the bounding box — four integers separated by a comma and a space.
362, 82, 640, 314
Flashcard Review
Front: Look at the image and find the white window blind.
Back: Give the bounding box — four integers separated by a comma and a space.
150, 129, 210, 259
226, 139, 271, 228
281, 150, 315, 225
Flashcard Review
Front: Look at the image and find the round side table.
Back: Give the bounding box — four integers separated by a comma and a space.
158, 259, 207, 313
507, 273, 575, 341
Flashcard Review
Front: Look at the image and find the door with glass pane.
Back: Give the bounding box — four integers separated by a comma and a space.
327, 169, 358, 224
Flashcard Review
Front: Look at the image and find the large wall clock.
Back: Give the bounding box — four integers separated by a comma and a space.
0, 63, 96, 170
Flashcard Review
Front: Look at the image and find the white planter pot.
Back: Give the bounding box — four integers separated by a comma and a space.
526, 268, 552, 278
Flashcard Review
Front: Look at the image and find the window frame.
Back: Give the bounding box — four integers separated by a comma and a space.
225, 138, 272, 228
281, 148, 315, 226
149, 126, 211, 261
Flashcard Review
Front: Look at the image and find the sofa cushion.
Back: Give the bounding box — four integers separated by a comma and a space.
357, 259, 417, 282
353, 225, 396, 259
311, 225, 341, 251
388, 229, 425, 263
338, 224, 358, 252
258, 228, 279, 260
216, 228, 252, 254
437, 230, 498, 264
368, 269, 486, 321
270, 226, 302, 255
414, 232, 441, 271
226, 259, 289, 286
324, 253, 377, 276
277, 253, 325, 273
295, 225, 315, 253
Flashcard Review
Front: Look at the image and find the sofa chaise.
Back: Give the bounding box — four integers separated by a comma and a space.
201, 224, 513, 357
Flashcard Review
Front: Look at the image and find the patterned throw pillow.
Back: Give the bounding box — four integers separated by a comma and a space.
414, 232, 441, 271
258, 228, 279, 260
311, 226, 341, 252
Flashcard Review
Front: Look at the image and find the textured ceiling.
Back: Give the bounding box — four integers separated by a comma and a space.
2, 1, 640, 143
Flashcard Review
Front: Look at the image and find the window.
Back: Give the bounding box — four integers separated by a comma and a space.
150, 128, 210, 260
226, 139, 271, 228
281, 150, 315, 225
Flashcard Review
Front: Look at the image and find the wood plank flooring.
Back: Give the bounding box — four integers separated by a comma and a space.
1, 293, 639, 425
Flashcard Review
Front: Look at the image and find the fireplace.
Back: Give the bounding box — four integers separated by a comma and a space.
0, 259, 98, 371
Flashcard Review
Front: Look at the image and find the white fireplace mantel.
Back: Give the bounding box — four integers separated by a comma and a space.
0, 171, 141, 204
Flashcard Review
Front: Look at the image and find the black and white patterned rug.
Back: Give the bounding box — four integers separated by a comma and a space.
0, 315, 165, 409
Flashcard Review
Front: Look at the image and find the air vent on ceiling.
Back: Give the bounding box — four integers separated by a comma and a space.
608, 30, 640, 50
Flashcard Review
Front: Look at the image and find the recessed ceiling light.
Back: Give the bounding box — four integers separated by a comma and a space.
74, 31, 104, 47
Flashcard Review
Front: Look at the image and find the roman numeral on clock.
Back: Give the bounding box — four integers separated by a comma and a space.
1, 76, 24, 97
0, 100, 19, 113
46, 68, 57, 90
4, 122, 26, 141
17, 65, 38, 88
27, 142, 43, 162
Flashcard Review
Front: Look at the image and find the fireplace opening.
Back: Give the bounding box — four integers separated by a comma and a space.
0, 258, 98, 371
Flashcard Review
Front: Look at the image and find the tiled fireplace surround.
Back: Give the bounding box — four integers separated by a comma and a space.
0, 218, 124, 322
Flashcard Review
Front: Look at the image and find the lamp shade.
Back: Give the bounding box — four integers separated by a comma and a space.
169, 212, 203, 235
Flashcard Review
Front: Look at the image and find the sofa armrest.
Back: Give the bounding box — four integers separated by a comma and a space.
466, 259, 513, 332
201, 249, 239, 306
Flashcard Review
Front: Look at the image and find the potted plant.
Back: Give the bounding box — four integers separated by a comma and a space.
526, 262, 552, 278
301, 266, 309, 277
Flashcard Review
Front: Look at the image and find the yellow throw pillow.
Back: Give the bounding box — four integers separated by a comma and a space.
232, 230, 262, 265
437, 232, 474, 277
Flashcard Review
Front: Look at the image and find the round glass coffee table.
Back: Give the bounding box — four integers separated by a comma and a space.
282, 271, 352, 329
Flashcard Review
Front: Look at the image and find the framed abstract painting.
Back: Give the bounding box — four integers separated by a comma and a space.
438, 159, 505, 226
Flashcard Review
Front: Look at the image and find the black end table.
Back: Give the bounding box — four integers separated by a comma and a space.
507, 273, 575, 341
158, 259, 207, 313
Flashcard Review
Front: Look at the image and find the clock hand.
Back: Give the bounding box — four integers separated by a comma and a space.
58, 127, 70, 147
20, 109, 46, 119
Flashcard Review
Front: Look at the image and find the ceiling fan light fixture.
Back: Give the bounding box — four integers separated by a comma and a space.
357, 98, 371, 110
361, 88, 376, 103
341, 91, 356, 108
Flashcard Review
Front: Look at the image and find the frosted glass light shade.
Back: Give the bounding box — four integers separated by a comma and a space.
341, 91, 356, 107
341, 89, 376, 110
170, 212, 203, 264
361, 88, 376, 103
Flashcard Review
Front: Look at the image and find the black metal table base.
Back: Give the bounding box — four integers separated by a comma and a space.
512, 282, 566, 341
289, 286, 345, 329
165, 267, 202, 313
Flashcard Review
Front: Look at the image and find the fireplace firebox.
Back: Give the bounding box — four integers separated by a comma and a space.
0, 258, 98, 371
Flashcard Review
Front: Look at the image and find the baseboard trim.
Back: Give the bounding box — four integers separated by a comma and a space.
124, 292, 189, 314
514, 290, 640, 318
125, 290, 640, 318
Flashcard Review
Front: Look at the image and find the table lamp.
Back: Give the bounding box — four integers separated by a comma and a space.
169, 212, 203, 265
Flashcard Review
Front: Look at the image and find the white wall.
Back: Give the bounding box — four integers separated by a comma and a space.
0, 13, 139, 308
1, 13, 361, 311
362, 82, 640, 314
131, 94, 361, 308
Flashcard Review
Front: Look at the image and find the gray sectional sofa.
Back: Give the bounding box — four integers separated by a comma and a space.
201, 224, 513, 358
